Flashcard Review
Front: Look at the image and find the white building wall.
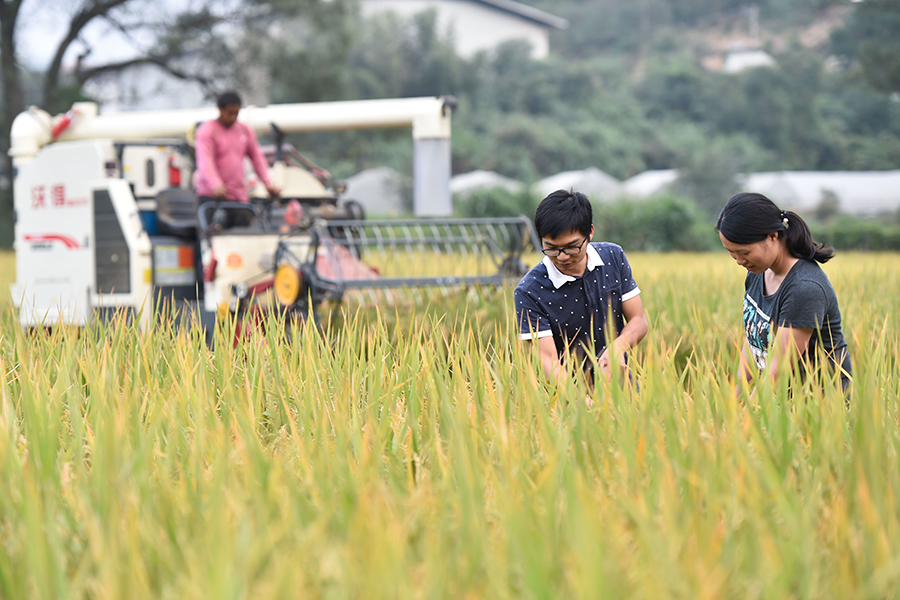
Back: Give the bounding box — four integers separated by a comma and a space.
360, 0, 551, 59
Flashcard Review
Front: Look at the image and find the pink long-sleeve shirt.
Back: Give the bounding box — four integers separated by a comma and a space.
194, 119, 272, 202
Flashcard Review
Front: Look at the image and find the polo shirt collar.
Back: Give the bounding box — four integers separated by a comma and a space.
542, 242, 604, 289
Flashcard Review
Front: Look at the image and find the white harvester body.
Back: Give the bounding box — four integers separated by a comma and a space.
11, 139, 154, 328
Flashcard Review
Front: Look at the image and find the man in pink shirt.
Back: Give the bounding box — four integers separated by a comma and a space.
194, 91, 280, 204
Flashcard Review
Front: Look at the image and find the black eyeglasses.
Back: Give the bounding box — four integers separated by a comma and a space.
541, 236, 589, 257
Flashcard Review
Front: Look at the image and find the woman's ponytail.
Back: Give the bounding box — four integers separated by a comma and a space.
781, 209, 834, 263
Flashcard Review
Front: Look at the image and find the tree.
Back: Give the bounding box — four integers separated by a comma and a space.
0, 0, 247, 245
244, 0, 355, 104
0, 0, 347, 246
672, 139, 742, 217
2, 0, 244, 140
831, 0, 900, 95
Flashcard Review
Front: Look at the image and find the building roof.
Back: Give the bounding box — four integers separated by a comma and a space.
617, 168, 900, 216
723, 49, 776, 73
450, 170, 524, 195
534, 167, 621, 200
620, 169, 679, 198
741, 171, 900, 216
345, 167, 409, 215
471, 0, 569, 29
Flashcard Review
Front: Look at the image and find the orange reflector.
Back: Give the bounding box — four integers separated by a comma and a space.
274, 265, 301, 306
178, 246, 194, 268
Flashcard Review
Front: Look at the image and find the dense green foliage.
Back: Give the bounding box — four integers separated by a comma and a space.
454, 186, 900, 252
272, 0, 900, 195
816, 214, 900, 251
2, 251, 900, 598
9, 1, 896, 247
454, 186, 540, 220
593, 194, 720, 252
455, 189, 719, 251
537, 0, 848, 57
830, 0, 900, 95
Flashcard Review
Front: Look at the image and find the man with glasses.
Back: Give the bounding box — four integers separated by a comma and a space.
515, 190, 648, 386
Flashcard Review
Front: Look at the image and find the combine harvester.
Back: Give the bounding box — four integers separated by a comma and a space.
9, 96, 538, 335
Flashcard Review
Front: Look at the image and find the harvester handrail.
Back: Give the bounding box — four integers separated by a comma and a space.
197, 200, 268, 235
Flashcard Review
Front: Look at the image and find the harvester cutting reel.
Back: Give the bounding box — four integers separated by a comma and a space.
272, 216, 542, 314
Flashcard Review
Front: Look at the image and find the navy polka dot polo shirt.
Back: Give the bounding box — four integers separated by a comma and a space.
514, 242, 641, 358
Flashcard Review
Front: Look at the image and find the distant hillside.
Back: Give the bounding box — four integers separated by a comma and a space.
281, 0, 899, 198
528, 0, 853, 63
689, 4, 852, 53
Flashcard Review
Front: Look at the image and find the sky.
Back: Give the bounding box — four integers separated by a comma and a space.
21, 3, 124, 69
17, 0, 195, 70
17, 0, 221, 111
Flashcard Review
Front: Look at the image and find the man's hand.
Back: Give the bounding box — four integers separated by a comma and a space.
212, 185, 227, 200
267, 185, 281, 199
597, 295, 649, 380
597, 344, 628, 380
536, 336, 566, 384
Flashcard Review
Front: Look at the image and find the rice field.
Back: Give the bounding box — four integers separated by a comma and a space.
0, 250, 898, 599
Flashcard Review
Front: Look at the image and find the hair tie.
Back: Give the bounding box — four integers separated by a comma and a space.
781, 210, 789, 229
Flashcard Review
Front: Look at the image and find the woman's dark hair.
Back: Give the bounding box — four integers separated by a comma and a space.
534, 189, 592, 239
216, 90, 242, 108
716, 192, 834, 263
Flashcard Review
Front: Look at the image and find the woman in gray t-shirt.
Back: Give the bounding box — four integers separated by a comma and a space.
716, 192, 852, 393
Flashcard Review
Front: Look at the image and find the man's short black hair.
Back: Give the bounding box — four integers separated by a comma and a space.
216, 90, 242, 108
534, 189, 593, 239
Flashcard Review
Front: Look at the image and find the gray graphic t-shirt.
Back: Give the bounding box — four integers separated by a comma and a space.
743, 259, 851, 386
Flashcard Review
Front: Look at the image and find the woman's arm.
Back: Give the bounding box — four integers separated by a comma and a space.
767, 325, 813, 381
734, 339, 755, 396
737, 339, 754, 383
